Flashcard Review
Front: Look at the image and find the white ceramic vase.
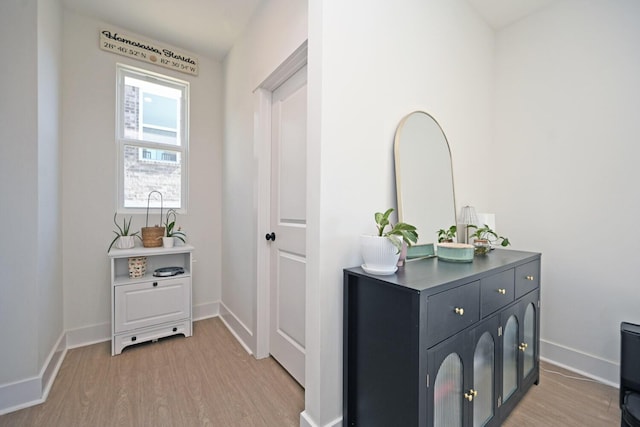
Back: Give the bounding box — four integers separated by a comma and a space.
116, 235, 135, 249
360, 235, 400, 275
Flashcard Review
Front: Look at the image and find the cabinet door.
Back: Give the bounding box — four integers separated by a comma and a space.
114, 277, 191, 333
499, 290, 540, 415
470, 316, 500, 427
428, 333, 468, 427
520, 290, 539, 386
501, 308, 519, 405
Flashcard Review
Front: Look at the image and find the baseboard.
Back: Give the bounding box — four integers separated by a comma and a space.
540, 338, 619, 388
193, 300, 220, 321
0, 331, 66, 415
218, 301, 254, 355
65, 322, 111, 349
300, 411, 342, 427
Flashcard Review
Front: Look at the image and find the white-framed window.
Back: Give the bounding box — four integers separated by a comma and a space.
116, 64, 189, 212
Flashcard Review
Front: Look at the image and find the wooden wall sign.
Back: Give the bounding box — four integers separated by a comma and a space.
100, 29, 199, 76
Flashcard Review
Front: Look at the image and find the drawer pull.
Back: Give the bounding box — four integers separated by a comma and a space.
454, 307, 464, 316
498, 288, 506, 295
131, 336, 137, 342
526, 275, 535, 281
518, 342, 528, 352
172, 327, 178, 332
464, 392, 474, 402
153, 282, 158, 287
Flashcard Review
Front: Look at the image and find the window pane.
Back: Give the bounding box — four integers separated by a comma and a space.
123, 145, 181, 209
123, 76, 181, 146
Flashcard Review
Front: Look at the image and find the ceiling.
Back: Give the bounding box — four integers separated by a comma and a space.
62, 0, 559, 60
62, 0, 264, 60
466, 0, 560, 29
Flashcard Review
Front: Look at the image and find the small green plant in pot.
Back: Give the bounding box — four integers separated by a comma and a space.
108, 213, 141, 252
361, 208, 418, 275
162, 209, 186, 248
437, 225, 457, 243
375, 208, 419, 252
468, 224, 510, 255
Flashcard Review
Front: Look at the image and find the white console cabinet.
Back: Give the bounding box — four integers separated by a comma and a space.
108, 244, 194, 355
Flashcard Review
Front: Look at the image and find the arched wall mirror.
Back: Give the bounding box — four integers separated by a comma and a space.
394, 111, 456, 248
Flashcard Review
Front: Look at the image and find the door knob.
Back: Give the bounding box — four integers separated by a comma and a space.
265, 232, 276, 241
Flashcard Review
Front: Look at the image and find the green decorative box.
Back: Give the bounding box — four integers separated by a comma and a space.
437, 243, 474, 263
407, 243, 435, 260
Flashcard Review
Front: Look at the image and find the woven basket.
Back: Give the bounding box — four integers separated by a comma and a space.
142, 191, 165, 247
141, 226, 165, 248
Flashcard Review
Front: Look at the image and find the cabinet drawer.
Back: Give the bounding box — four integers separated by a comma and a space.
114, 277, 191, 333
427, 281, 480, 346
481, 269, 515, 317
515, 260, 540, 299
113, 319, 192, 355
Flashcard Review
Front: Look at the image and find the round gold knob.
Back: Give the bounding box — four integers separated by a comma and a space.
526, 275, 534, 281
464, 392, 474, 402
498, 288, 506, 295
454, 307, 464, 316
471, 389, 478, 397
519, 342, 528, 352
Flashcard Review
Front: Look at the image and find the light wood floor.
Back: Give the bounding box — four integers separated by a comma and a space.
1, 318, 620, 426
0, 318, 304, 427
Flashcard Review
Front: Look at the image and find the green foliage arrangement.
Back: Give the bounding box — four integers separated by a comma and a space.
108, 213, 141, 252
374, 208, 419, 252
437, 225, 457, 243
164, 209, 186, 243
468, 224, 510, 247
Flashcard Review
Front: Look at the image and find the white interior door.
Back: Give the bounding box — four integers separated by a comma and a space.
268, 65, 307, 386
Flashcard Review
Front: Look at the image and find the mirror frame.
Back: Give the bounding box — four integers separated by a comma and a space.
394, 111, 457, 247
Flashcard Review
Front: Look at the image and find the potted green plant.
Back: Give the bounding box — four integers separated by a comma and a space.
162, 208, 186, 248
361, 208, 418, 274
467, 224, 510, 255
437, 225, 457, 243
108, 213, 141, 252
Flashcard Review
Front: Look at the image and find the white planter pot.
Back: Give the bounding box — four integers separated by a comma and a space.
360, 235, 400, 275
162, 236, 175, 248
116, 235, 135, 249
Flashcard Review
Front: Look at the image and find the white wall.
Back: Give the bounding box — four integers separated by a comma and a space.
0, 0, 64, 410
0, 0, 41, 386
61, 10, 223, 336
306, 0, 495, 424
221, 0, 308, 351
37, 0, 64, 374
493, 0, 640, 384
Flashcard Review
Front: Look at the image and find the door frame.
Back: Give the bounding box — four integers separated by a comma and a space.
254, 41, 308, 359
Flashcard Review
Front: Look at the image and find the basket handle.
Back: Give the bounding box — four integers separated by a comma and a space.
145, 191, 163, 227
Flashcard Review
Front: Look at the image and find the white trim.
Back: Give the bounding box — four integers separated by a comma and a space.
193, 301, 220, 321
218, 301, 254, 355
253, 41, 308, 361
300, 411, 342, 427
0, 331, 67, 415
115, 63, 190, 213
255, 41, 308, 92
254, 87, 272, 359
65, 322, 111, 349
540, 339, 619, 388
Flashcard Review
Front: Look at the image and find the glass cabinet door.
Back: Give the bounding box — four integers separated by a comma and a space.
502, 315, 519, 403
434, 353, 464, 427
523, 302, 536, 377
473, 331, 495, 427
